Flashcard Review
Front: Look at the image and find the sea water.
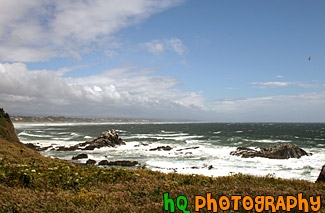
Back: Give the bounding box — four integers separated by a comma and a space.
14, 122, 325, 182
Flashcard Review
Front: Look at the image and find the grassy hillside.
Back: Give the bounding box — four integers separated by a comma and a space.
0, 109, 20, 144
0, 108, 324, 212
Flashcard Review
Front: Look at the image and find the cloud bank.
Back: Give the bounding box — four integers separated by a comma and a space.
251, 81, 315, 89
0, 0, 183, 62
1, 62, 325, 121
0, 63, 205, 119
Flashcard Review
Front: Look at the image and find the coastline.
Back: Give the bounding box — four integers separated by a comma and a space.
13, 121, 325, 182
1, 110, 324, 211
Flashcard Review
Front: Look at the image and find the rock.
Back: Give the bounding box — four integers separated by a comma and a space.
57, 129, 126, 151
57, 145, 78, 151
86, 159, 96, 165
176, 146, 199, 151
72, 153, 88, 160
98, 160, 138, 167
106, 160, 139, 167
134, 142, 149, 147
25, 143, 52, 151
316, 164, 325, 182
98, 160, 109, 165
230, 143, 311, 159
0, 108, 21, 144
149, 146, 172, 151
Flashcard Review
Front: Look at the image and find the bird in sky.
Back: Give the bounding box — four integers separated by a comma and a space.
308, 56, 312, 61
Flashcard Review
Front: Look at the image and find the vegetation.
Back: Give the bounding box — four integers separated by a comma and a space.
0, 108, 324, 212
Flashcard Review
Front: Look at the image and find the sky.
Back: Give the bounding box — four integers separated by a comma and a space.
0, 0, 325, 122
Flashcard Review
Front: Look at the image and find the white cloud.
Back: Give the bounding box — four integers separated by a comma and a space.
210, 93, 325, 122
142, 38, 187, 56
276, 75, 284, 78
0, 62, 205, 119
0, 0, 183, 62
251, 81, 315, 89
1, 62, 325, 121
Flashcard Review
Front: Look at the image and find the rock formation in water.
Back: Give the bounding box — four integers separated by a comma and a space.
149, 146, 172, 151
72, 153, 88, 160
57, 130, 125, 151
230, 143, 311, 159
86, 159, 96, 165
98, 160, 138, 167
176, 146, 199, 151
25, 143, 52, 151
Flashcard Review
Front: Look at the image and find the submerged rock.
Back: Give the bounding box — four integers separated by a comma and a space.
149, 146, 172, 151
316, 164, 325, 182
134, 142, 149, 147
176, 146, 199, 151
57, 129, 126, 151
230, 143, 311, 159
72, 153, 88, 160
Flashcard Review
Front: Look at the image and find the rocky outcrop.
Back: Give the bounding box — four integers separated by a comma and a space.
98, 160, 139, 167
316, 164, 325, 182
98, 160, 109, 165
106, 160, 138, 167
57, 130, 126, 151
86, 159, 96, 165
230, 143, 311, 159
0, 108, 21, 144
176, 146, 199, 151
25, 143, 52, 151
72, 153, 88, 160
149, 146, 172, 151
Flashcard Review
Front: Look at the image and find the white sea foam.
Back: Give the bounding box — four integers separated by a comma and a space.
185, 139, 201, 144
15, 123, 325, 182
243, 139, 291, 143
18, 131, 52, 138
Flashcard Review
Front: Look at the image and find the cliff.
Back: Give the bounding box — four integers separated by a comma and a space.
0, 108, 20, 144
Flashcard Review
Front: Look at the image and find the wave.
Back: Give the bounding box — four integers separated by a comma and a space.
18, 131, 52, 138
243, 139, 291, 143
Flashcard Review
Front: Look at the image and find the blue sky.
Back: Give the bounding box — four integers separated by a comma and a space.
0, 0, 325, 121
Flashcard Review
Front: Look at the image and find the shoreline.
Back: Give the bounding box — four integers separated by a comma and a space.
1, 110, 324, 212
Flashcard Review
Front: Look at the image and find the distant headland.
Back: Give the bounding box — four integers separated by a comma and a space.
11, 115, 155, 123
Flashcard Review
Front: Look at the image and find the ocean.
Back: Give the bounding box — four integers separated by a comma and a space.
14, 122, 325, 182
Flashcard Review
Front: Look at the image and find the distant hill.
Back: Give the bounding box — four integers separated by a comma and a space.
11, 115, 153, 123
